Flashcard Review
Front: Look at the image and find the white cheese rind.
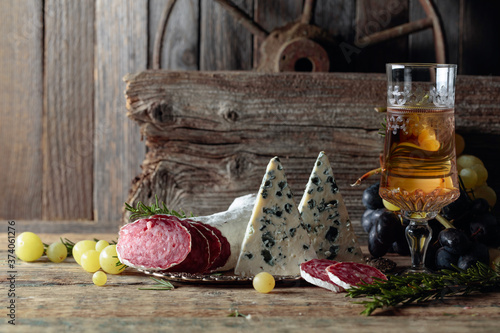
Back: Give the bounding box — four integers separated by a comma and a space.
193, 194, 256, 272
299, 151, 364, 263
234, 157, 317, 277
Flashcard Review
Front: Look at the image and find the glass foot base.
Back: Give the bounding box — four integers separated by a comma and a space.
402, 267, 433, 275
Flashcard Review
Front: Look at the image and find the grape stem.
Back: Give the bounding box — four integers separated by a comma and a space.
435, 214, 454, 229
351, 168, 382, 187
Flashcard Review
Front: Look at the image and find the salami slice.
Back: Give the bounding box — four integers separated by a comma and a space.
150, 215, 211, 274
325, 262, 387, 289
198, 222, 231, 272
300, 259, 344, 292
116, 216, 191, 271
189, 220, 222, 273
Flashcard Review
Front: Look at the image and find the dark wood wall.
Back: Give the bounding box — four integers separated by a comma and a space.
1, 0, 499, 233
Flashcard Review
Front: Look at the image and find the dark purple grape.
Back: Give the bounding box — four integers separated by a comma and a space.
361, 209, 383, 233
425, 240, 440, 271
376, 211, 402, 244
392, 237, 410, 256
470, 212, 499, 246
440, 187, 472, 220
438, 228, 471, 255
362, 183, 384, 210
368, 227, 391, 258
457, 242, 489, 270
471, 198, 490, 214
435, 247, 459, 270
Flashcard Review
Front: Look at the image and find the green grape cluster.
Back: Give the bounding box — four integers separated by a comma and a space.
15, 232, 127, 287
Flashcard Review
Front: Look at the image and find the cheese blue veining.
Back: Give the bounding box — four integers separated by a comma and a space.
234, 157, 317, 276
298, 152, 364, 262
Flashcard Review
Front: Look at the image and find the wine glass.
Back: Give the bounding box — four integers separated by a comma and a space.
379, 63, 460, 274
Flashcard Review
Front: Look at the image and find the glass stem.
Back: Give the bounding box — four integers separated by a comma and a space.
405, 220, 432, 273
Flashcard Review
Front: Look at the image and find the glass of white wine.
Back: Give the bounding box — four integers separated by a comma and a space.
379, 63, 460, 274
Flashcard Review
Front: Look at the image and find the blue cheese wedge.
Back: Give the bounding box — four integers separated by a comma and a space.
234, 157, 317, 277
298, 152, 364, 262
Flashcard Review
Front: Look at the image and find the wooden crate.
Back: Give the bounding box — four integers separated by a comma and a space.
124, 70, 500, 242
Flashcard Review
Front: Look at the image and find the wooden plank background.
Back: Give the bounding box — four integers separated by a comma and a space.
123, 71, 500, 243
1, 0, 499, 234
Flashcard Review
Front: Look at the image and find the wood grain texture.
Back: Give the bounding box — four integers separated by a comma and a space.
253, 0, 302, 69
94, 0, 147, 225
43, 0, 94, 220
200, 0, 254, 70
314, 0, 357, 72
149, 0, 199, 70
124, 71, 500, 240
0, 0, 43, 219
355, 0, 409, 72
2, 234, 500, 331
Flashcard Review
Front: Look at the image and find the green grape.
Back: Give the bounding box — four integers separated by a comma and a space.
457, 154, 483, 171
72, 240, 96, 265
15, 232, 44, 262
252, 272, 275, 294
99, 245, 126, 274
93, 271, 107, 286
471, 164, 488, 187
46, 241, 68, 263
95, 240, 109, 253
459, 168, 478, 189
80, 250, 101, 272
383, 199, 400, 212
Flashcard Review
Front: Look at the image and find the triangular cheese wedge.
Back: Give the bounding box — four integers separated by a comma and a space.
299, 152, 364, 262
235, 157, 317, 277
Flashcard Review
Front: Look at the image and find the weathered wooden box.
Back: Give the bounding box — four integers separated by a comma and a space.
124, 71, 500, 241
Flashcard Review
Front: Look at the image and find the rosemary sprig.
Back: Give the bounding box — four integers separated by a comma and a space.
43, 237, 75, 256
125, 195, 190, 221
138, 277, 175, 291
347, 262, 500, 316
112, 255, 127, 272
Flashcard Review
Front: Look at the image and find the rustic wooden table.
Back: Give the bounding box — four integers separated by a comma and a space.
2, 233, 500, 332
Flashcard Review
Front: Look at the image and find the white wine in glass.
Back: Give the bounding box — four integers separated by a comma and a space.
380, 64, 460, 274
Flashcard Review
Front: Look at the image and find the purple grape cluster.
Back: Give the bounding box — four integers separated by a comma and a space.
361, 183, 500, 271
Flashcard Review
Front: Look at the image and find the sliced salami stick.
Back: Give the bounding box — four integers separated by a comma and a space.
189, 220, 222, 273
116, 216, 191, 271
150, 215, 211, 274
196, 222, 231, 272
300, 259, 344, 292
326, 262, 387, 289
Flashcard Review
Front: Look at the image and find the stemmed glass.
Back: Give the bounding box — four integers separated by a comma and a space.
379, 63, 460, 274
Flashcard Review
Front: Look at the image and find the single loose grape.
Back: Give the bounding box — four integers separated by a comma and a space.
15, 232, 44, 262
92, 271, 107, 286
72, 240, 96, 265
95, 240, 110, 253
99, 245, 126, 274
459, 168, 478, 189
46, 241, 68, 263
80, 250, 101, 272
252, 272, 275, 294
